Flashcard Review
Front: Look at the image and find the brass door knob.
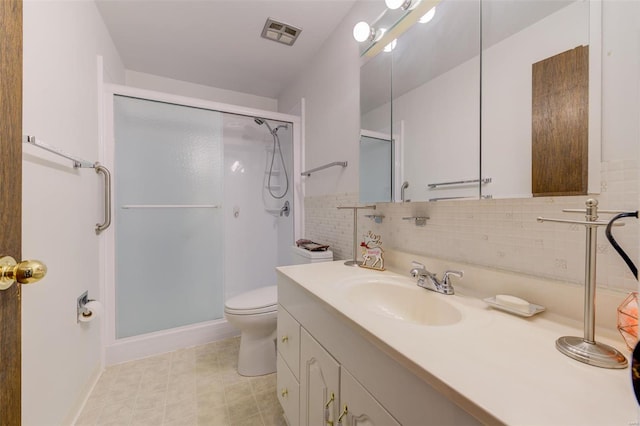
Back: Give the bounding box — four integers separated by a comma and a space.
0, 256, 47, 290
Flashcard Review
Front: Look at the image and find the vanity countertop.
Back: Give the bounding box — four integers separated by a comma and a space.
277, 260, 637, 425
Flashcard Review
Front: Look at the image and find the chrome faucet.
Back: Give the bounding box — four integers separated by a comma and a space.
410, 261, 463, 295
400, 181, 410, 202
280, 200, 290, 217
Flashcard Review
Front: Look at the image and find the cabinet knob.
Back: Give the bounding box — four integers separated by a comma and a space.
281, 335, 289, 343
281, 388, 288, 398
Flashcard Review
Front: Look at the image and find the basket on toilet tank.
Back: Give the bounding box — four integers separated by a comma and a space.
290, 245, 333, 264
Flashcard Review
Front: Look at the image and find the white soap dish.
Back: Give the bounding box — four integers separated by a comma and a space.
484, 295, 545, 317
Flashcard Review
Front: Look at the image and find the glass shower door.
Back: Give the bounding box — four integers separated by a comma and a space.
114, 95, 224, 338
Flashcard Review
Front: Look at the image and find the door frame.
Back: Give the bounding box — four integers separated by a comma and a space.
0, 0, 23, 424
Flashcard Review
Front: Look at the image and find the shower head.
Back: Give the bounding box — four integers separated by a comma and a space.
255, 117, 273, 134
255, 117, 289, 135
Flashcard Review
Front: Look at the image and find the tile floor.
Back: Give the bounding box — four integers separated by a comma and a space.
75, 337, 286, 426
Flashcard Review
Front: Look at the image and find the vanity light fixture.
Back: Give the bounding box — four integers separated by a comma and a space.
353, 21, 385, 43
385, 0, 413, 11
418, 6, 436, 23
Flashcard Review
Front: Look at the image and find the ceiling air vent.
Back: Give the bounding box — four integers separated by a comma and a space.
261, 18, 302, 46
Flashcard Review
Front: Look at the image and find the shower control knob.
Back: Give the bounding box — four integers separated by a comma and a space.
0, 256, 47, 290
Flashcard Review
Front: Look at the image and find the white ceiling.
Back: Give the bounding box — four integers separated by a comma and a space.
96, 0, 358, 99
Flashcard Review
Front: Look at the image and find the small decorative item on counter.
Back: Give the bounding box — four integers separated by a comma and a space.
617, 292, 638, 351
359, 231, 385, 271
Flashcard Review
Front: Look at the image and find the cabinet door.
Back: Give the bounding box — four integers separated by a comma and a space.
339, 369, 400, 426
300, 328, 340, 426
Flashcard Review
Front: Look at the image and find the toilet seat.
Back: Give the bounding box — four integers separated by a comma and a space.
224, 285, 277, 315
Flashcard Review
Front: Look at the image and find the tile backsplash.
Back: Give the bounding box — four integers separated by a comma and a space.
304, 160, 639, 293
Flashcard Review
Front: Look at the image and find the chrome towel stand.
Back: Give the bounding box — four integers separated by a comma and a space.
24, 136, 112, 234
337, 205, 376, 267
538, 199, 628, 369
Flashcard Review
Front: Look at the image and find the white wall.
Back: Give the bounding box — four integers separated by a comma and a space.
278, 2, 380, 197
22, 1, 124, 424
126, 70, 278, 112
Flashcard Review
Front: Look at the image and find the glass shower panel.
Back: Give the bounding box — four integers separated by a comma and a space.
114, 95, 224, 338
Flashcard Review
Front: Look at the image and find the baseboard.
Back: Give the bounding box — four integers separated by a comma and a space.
105, 319, 239, 365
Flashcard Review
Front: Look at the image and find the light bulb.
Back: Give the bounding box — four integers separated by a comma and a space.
353, 21, 372, 42
418, 6, 436, 24
383, 39, 397, 52
385, 0, 411, 10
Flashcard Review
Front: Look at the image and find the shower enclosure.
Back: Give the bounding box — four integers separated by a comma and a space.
102, 86, 299, 362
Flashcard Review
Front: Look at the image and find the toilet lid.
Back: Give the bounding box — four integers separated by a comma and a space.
225, 285, 277, 313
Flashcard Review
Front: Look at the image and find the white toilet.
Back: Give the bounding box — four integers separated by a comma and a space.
224, 246, 333, 376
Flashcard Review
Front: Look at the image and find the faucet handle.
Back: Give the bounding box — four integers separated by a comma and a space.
442, 270, 463, 284
411, 261, 425, 269
410, 261, 425, 277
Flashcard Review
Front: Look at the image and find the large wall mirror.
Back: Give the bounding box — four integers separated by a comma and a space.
481, 0, 599, 199
360, 50, 394, 203
359, 0, 600, 202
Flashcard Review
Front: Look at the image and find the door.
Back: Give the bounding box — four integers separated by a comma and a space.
113, 95, 224, 338
0, 0, 23, 424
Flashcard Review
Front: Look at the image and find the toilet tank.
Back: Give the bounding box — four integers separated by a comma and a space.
290, 246, 333, 265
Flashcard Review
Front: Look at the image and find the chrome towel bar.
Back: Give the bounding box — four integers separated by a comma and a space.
23, 135, 94, 168
121, 204, 221, 209
427, 177, 492, 189
301, 161, 347, 177
24, 135, 113, 235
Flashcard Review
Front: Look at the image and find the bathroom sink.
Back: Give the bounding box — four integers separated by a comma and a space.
346, 281, 462, 326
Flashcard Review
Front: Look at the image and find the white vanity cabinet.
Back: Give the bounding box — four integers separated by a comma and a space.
278, 272, 480, 426
300, 320, 400, 426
